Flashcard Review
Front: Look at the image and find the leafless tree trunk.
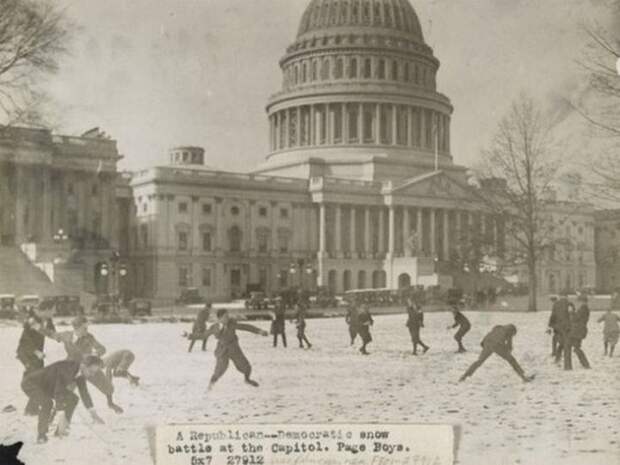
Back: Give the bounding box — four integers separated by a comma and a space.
0, 0, 71, 126
475, 94, 563, 312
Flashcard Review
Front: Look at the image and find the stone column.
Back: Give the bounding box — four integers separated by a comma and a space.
334, 203, 342, 257
375, 103, 381, 145
455, 210, 462, 256
317, 106, 324, 144
378, 207, 385, 254
318, 203, 326, 255
358, 102, 363, 143
309, 105, 315, 146
402, 207, 410, 256
342, 103, 348, 144
326, 104, 333, 145
270, 201, 278, 255
429, 208, 436, 257
416, 208, 423, 254
349, 206, 356, 257
41, 169, 52, 243
286, 108, 291, 148
388, 205, 395, 256
407, 106, 413, 147
364, 207, 371, 256
443, 209, 450, 260
296, 107, 302, 146
420, 109, 427, 149
248, 200, 255, 254
392, 105, 398, 145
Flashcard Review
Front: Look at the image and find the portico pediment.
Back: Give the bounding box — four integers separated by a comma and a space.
386, 171, 476, 202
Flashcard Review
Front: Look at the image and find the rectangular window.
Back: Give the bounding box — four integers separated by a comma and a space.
279, 236, 289, 253
178, 202, 188, 213
280, 208, 289, 219
258, 234, 268, 253
349, 58, 358, 78
259, 207, 268, 217
202, 204, 212, 215
202, 232, 212, 252
178, 231, 188, 251
333, 105, 343, 142
202, 268, 211, 287
179, 267, 189, 287
363, 104, 374, 142
363, 58, 372, 78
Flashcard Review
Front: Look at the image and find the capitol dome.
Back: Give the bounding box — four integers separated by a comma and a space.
257, 0, 456, 182
297, 0, 425, 43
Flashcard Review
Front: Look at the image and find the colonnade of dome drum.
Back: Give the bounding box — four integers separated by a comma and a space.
268, 102, 450, 154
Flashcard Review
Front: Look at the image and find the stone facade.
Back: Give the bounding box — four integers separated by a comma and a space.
595, 209, 620, 293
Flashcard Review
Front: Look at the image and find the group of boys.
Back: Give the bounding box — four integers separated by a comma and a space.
16, 306, 139, 444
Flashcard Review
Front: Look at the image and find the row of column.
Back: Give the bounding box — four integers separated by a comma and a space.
270, 103, 450, 153
318, 203, 503, 261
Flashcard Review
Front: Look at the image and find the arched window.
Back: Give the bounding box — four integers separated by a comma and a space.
229, 226, 242, 252
311, 60, 318, 81
404, 62, 410, 82
343, 270, 352, 291
358, 270, 367, 289
293, 66, 299, 85
302, 62, 307, 83
391, 61, 398, 80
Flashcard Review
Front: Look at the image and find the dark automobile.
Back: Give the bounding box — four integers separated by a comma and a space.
245, 292, 268, 310
176, 288, 204, 305
52, 295, 83, 316
0, 294, 16, 319
129, 298, 152, 316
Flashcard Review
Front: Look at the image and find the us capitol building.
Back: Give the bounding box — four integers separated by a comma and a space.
0, 0, 601, 302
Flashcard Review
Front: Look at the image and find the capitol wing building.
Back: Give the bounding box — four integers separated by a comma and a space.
130, 0, 510, 302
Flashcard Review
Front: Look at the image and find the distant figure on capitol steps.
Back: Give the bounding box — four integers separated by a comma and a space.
345, 305, 360, 346
459, 324, 535, 383
406, 303, 429, 355
447, 304, 470, 353
187, 303, 211, 352
293, 303, 312, 349
200, 309, 268, 390
546, 295, 562, 358
358, 305, 374, 355
271, 303, 287, 348
565, 294, 591, 370
598, 308, 620, 357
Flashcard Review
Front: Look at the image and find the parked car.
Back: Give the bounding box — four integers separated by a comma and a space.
52, 295, 83, 316
17, 295, 40, 312
0, 294, 16, 319
176, 288, 204, 305
245, 292, 269, 310
129, 298, 152, 316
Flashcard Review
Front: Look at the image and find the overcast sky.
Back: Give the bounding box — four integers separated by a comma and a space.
46, 0, 612, 173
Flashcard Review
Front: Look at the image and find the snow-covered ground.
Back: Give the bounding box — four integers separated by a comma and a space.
1, 311, 619, 465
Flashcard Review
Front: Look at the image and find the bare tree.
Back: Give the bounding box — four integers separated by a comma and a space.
573, 0, 620, 201
0, 0, 71, 126
475, 94, 564, 312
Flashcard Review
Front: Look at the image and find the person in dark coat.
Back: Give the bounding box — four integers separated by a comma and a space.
447, 305, 470, 353
58, 316, 127, 414
547, 296, 562, 357
358, 305, 374, 355
201, 309, 268, 390
345, 306, 360, 345
271, 303, 287, 348
567, 295, 591, 369
406, 304, 429, 355
459, 324, 534, 383
553, 293, 573, 369
598, 308, 620, 357
187, 304, 211, 352
293, 304, 312, 349
16, 305, 58, 416
21, 356, 105, 443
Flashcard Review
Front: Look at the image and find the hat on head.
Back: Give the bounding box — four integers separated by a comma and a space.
71, 315, 88, 328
